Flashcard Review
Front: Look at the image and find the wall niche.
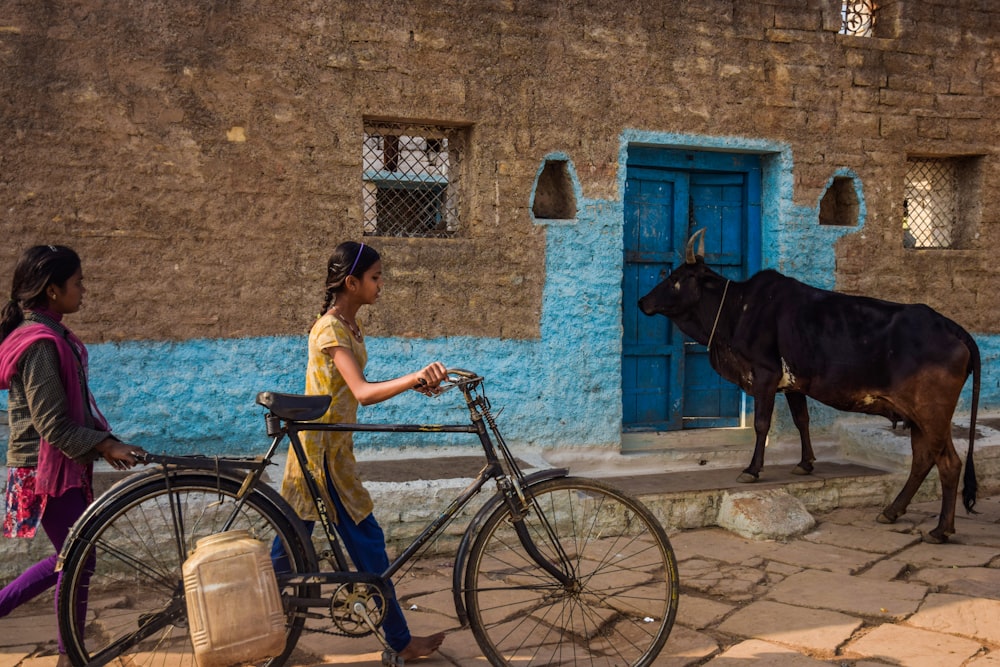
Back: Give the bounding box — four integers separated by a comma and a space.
532, 159, 577, 220
819, 176, 860, 226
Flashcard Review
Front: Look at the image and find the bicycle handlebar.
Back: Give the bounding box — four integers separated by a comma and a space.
446, 368, 481, 381
440, 368, 484, 391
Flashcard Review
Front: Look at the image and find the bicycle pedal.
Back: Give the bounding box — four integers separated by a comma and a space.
381, 649, 404, 666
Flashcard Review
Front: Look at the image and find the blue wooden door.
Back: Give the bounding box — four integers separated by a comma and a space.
623, 148, 761, 432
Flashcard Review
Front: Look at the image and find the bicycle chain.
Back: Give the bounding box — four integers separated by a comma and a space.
302, 621, 365, 639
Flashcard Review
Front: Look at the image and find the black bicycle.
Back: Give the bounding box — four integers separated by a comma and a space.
57, 369, 679, 666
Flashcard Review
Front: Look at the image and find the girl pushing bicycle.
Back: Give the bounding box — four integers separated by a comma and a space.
273, 241, 447, 662
0, 245, 145, 667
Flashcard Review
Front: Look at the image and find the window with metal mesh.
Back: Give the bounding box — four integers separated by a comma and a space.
841, 1, 876, 37
904, 158, 957, 249
362, 121, 464, 238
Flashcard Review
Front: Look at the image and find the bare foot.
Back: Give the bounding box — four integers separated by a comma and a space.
397, 632, 445, 661
56, 654, 73, 667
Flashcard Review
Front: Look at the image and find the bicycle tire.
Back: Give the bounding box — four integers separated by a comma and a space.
57, 470, 318, 667
464, 476, 679, 667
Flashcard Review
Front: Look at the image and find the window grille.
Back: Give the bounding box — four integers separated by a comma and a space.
362, 121, 464, 238
903, 158, 956, 249
840, 1, 876, 37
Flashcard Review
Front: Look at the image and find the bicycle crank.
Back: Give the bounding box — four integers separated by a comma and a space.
329, 583, 386, 637
329, 584, 404, 665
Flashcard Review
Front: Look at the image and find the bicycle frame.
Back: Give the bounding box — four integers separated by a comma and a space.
138, 371, 571, 625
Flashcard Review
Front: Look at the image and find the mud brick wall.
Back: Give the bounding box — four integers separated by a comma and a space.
1, 0, 997, 342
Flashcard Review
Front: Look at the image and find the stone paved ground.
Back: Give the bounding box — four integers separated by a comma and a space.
2, 494, 999, 666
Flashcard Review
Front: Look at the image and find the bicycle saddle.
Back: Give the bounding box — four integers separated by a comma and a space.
256, 391, 332, 421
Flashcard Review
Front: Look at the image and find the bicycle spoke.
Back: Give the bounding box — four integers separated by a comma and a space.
86, 536, 180, 591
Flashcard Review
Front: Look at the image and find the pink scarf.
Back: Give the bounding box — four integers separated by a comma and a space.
0, 311, 108, 497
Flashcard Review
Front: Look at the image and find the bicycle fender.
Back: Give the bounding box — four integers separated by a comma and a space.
450, 467, 568, 626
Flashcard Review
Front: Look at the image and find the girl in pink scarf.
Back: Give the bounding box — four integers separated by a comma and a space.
0, 245, 145, 667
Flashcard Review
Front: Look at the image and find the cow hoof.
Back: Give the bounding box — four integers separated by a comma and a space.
736, 472, 759, 483
790, 465, 812, 476
922, 530, 949, 545
876, 512, 896, 524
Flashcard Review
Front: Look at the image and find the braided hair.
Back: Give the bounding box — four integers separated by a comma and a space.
1, 245, 81, 342
319, 241, 381, 315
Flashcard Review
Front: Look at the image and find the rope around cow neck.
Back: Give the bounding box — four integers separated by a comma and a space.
707, 279, 731, 353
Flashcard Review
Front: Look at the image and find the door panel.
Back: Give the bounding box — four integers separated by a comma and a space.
622, 170, 688, 430
682, 172, 747, 428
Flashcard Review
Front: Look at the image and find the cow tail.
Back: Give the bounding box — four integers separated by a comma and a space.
961, 330, 980, 515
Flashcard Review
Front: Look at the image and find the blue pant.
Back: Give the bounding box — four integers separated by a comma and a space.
271, 482, 411, 652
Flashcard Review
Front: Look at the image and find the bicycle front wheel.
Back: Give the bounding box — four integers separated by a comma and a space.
464, 477, 679, 667
57, 471, 317, 667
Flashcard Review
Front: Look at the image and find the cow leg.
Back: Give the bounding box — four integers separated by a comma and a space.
926, 432, 962, 544
737, 391, 776, 483
876, 426, 940, 533
784, 391, 815, 475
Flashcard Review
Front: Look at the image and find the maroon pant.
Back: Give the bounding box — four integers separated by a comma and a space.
0, 487, 89, 653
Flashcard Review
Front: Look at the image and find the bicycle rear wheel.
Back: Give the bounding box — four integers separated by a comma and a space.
57, 471, 317, 667
464, 477, 678, 667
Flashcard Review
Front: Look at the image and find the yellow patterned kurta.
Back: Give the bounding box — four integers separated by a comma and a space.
279, 313, 374, 525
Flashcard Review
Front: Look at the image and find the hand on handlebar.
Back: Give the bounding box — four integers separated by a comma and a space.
413, 367, 484, 396
413, 362, 448, 396
96, 438, 150, 471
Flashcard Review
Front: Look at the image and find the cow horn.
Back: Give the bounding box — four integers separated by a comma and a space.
685, 229, 706, 263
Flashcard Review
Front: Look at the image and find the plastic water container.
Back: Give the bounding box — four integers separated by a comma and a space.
183, 530, 286, 667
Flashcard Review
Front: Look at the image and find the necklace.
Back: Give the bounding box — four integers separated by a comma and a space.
330, 309, 363, 341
